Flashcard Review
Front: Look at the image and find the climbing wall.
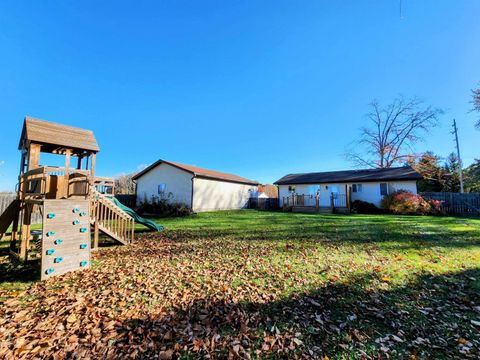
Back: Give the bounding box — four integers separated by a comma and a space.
41, 199, 91, 280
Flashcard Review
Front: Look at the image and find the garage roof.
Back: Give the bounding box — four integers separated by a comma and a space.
133, 159, 259, 185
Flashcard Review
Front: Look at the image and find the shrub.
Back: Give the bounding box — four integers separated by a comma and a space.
426, 199, 445, 215
137, 194, 193, 217
381, 190, 432, 215
351, 200, 381, 214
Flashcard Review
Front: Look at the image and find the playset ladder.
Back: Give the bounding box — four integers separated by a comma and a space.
0, 199, 20, 239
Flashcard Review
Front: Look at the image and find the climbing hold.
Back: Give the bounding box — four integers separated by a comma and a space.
54, 257, 63, 263
80, 243, 88, 249
45, 268, 54, 275
46, 249, 55, 255
46, 231, 56, 237
80, 211, 87, 217
80, 261, 88, 267
73, 208, 80, 213
72, 220, 80, 225
47, 213, 56, 219
54, 239, 63, 245
80, 227, 87, 233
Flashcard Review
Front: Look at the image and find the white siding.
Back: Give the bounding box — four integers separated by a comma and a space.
279, 180, 418, 208
351, 180, 417, 207
135, 163, 193, 207
192, 177, 256, 212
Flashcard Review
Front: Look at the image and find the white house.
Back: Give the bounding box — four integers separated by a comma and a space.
133, 159, 259, 212
275, 166, 423, 209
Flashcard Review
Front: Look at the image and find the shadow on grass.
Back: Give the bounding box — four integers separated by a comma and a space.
0, 259, 40, 284
114, 268, 480, 359
148, 211, 480, 251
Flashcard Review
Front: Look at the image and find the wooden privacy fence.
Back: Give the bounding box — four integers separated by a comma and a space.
421, 192, 480, 217
115, 194, 137, 209
0, 192, 42, 224
248, 198, 279, 210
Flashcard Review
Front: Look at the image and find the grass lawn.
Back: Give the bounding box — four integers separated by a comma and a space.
1, 210, 479, 359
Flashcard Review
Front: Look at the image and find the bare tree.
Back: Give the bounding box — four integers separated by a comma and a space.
346, 96, 442, 168
115, 173, 136, 194
472, 86, 480, 129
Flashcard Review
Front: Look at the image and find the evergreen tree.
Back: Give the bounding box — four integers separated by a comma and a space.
464, 159, 480, 192
409, 152, 445, 192
443, 153, 461, 192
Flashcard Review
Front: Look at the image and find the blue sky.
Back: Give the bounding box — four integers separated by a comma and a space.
0, 1, 479, 190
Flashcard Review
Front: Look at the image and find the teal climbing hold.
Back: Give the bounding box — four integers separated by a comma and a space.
73, 208, 80, 213
46, 249, 55, 255
72, 220, 80, 225
80, 227, 87, 233
80, 261, 88, 267
47, 213, 56, 219
45, 268, 54, 275
80, 243, 88, 249
54, 257, 63, 263
46, 231, 56, 237
80, 211, 87, 217
54, 239, 63, 245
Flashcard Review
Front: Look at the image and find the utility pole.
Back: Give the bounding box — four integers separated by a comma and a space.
452, 119, 464, 193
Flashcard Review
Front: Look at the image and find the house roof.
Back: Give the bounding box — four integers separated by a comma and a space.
132, 159, 259, 185
274, 166, 423, 185
19, 116, 100, 152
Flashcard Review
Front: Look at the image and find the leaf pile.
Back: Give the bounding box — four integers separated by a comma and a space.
0, 221, 479, 359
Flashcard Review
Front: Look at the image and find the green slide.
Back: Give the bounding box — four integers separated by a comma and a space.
112, 198, 164, 231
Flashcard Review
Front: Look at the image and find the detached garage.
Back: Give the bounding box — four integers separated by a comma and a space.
133, 159, 259, 212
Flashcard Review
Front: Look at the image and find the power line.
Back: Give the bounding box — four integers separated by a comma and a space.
452, 119, 464, 193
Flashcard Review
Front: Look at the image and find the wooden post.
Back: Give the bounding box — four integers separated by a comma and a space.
18, 150, 27, 199
91, 153, 96, 177
330, 193, 334, 213
10, 204, 20, 252
28, 144, 41, 170
64, 149, 71, 198
92, 199, 99, 250
346, 184, 351, 212
19, 203, 32, 261
315, 193, 319, 211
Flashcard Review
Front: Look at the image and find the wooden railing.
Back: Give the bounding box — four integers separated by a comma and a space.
283, 194, 319, 208
93, 177, 115, 195
20, 167, 92, 199
19, 167, 117, 200
90, 194, 134, 246
283, 193, 350, 212
331, 193, 348, 209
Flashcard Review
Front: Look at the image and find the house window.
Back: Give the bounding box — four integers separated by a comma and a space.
158, 183, 166, 194
288, 185, 296, 192
380, 183, 389, 196
352, 184, 363, 193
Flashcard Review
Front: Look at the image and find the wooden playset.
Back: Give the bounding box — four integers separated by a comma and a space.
0, 117, 138, 280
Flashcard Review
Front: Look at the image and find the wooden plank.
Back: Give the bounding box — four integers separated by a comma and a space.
41, 199, 91, 280
23, 117, 100, 152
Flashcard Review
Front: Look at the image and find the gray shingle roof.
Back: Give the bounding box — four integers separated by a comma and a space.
274, 166, 422, 185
